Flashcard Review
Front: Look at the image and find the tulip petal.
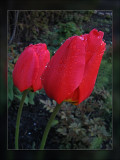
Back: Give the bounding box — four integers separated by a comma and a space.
78, 52, 104, 103
77, 29, 106, 103
85, 29, 104, 64
65, 53, 104, 104
13, 43, 50, 92
66, 29, 106, 104
42, 36, 86, 104
32, 44, 50, 91
13, 47, 39, 92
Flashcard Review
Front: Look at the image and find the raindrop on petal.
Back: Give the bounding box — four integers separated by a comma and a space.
79, 36, 84, 40
98, 36, 101, 39
61, 40, 65, 45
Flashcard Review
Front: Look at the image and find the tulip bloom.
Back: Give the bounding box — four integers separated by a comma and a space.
42, 29, 106, 105
13, 43, 50, 92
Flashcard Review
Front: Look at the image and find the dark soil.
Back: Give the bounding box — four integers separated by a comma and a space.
8, 93, 63, 149
8, 10, 112, 149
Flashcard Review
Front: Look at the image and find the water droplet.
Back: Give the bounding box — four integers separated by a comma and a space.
28, 132, 31, 135
61, 40, 65, 45
33, 122, 36, 126
45, 65, 47, 68
79, 36, 84, 40
98, 36, 101, 39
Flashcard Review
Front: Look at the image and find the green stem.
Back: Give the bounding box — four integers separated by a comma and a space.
40, 103, 62, 149
15, 89, 28, 149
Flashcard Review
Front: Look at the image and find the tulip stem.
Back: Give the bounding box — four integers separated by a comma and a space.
15, 89, 29, 149
40, 103, 62, 149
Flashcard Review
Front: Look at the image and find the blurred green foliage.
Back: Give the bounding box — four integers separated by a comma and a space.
8, 10, 112, 149
56, 22, 83, 45
95, 44, 112, 95
8, 72, 36, 108
8, 10, 94, 55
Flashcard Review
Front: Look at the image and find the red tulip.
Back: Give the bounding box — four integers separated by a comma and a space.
13, 43, 50, 92
42, 29, 106, 105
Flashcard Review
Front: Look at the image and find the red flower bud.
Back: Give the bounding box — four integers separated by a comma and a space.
42, 29, 106, 105
13, 43, 50, 92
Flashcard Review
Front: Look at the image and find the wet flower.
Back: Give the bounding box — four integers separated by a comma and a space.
42, 29, 106, 105
13, 43, 50, 92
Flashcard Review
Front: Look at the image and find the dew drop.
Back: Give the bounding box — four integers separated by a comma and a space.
98, 36, 101, 39
61, 40, 65, 45
28, 132, 31, 135
33, 122, 36, 126
79, 36, 84, 40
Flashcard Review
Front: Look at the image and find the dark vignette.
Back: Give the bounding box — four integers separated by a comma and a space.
0, 0, 120, 160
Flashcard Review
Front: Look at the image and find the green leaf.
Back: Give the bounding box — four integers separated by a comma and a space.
51, 120, 59, 127
24, 96, 28, 105
57, 128, 67, 135
32, 141, 36, 149
15, 94, 22, 100
8, 100, 11, 108
90, 137, 103, 149
28, 92, 35, 105
40, 99, 47, 105
8, 73, 13, 101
